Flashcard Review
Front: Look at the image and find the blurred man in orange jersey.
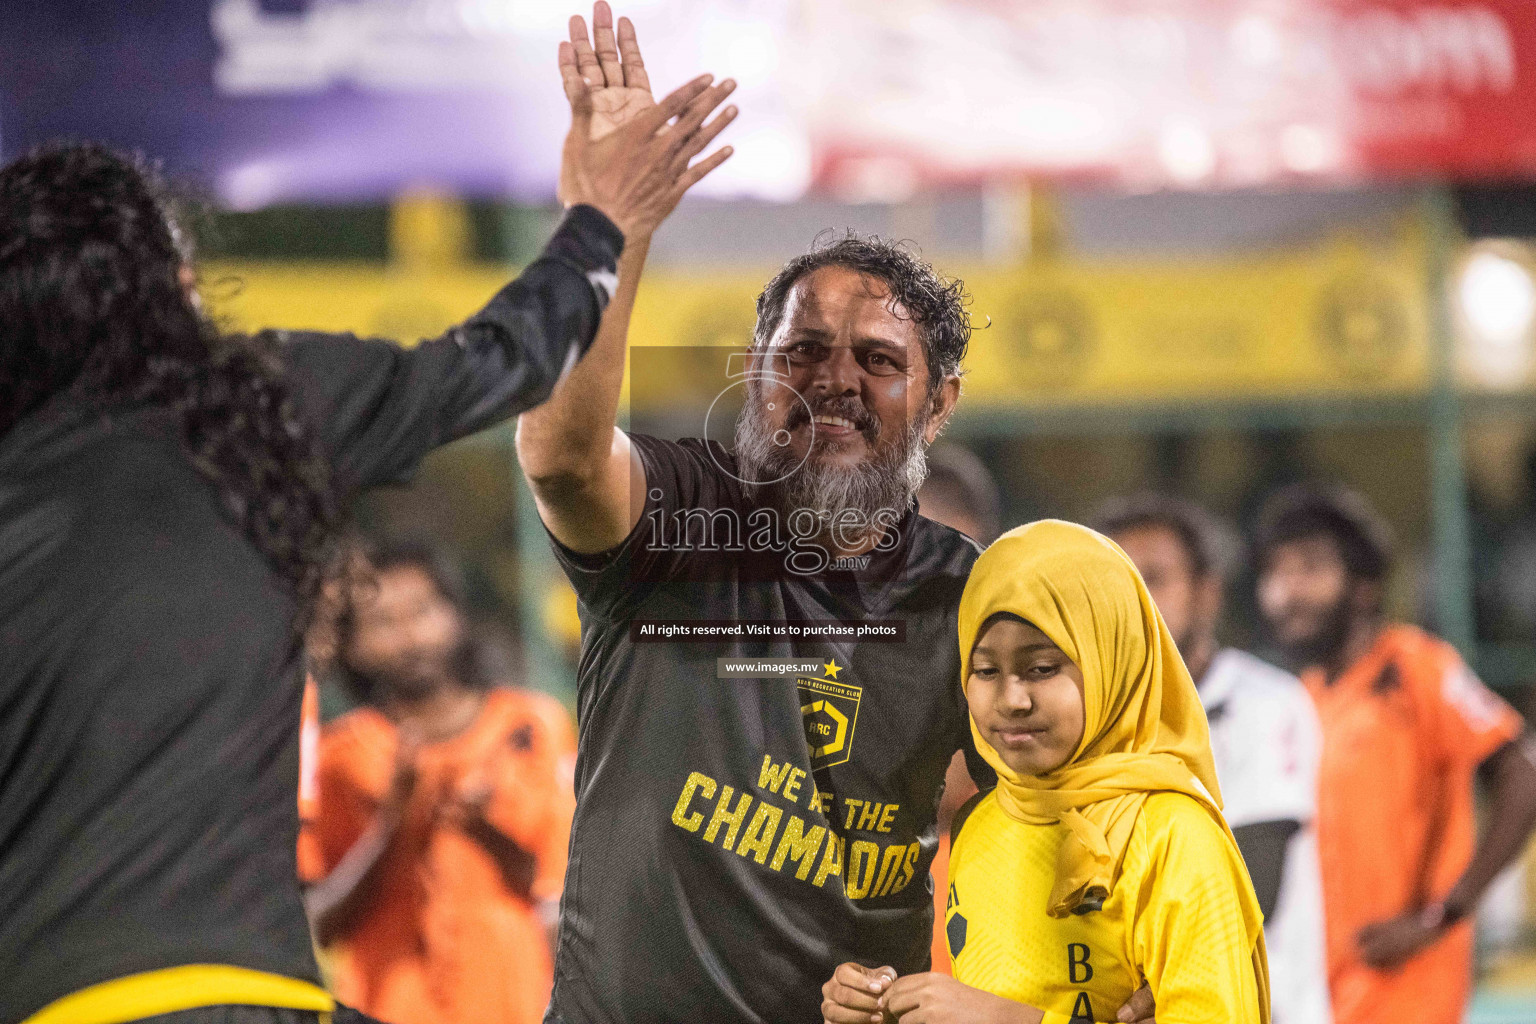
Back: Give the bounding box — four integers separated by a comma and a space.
1254, 483, 1536, 1024
303, 540, 576, 1024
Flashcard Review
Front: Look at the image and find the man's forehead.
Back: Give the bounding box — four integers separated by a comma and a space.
1272, 533, 1345, 564
781, 266, 913, 335
1117, 523, 1188, 561
365, 565, 435, 599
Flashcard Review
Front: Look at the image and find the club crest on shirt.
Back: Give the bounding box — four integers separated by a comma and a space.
797, 662, 862, 770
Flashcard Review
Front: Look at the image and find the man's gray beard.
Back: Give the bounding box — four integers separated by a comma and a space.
732, 388, 930, 537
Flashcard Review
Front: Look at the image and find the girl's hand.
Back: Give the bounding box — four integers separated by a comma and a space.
882, 973, 1043, 1024
821, 962, 896, 1024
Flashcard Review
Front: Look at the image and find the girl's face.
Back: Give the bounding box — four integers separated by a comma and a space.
967, 616, 1087, 776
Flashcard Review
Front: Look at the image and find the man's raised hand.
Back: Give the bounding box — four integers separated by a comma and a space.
562, 1, 654, 140
556, 38, 735, 239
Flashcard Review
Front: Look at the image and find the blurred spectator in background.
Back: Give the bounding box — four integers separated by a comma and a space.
915, 442, 1003, 548
303, 539, 576, 1024
1095, 493, 1331, 1024
914, 442, 1002, 975
1254, 483, 1536, 1024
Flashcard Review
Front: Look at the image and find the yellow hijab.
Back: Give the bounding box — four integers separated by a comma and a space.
958, 520, 1268, 1017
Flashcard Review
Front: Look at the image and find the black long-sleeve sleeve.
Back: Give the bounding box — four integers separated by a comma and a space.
278, 203, 624, 492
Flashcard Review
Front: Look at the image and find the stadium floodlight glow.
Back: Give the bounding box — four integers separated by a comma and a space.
1279, 124, 1342, 174
1158, 120, 1215, 185
1455, 241, 1536, 389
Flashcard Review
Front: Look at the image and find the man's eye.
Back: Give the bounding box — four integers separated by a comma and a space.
864, 353, 900, 372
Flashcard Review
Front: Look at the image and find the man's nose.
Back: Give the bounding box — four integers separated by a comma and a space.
807, 345, 860, 396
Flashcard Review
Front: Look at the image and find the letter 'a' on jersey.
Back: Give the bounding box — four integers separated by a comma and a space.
547, 433, 986, 1024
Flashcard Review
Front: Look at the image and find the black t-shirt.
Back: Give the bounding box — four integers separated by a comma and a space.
0, 206, 623, 1022
548, 433, 986, 1024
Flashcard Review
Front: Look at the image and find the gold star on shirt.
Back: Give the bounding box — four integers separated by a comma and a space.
823, 660, 841, 680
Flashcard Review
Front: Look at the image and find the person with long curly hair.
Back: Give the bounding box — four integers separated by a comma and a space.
0, 66, 736, 1024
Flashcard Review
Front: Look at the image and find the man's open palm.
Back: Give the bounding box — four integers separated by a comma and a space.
562, 2, 654, 141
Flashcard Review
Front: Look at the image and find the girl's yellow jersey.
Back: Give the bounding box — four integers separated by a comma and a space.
947, 790, 1264, 1024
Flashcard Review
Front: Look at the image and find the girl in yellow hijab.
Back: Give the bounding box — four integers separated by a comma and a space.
822, 520, 1268, 1024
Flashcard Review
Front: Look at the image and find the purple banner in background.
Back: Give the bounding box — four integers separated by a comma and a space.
1, 1, 563, 205
0, 1, 800, 207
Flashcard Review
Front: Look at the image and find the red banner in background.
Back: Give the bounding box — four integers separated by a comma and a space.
803, 0, 1536, 196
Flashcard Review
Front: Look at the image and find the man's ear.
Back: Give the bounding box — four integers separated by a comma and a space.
923, 375, 962, 444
